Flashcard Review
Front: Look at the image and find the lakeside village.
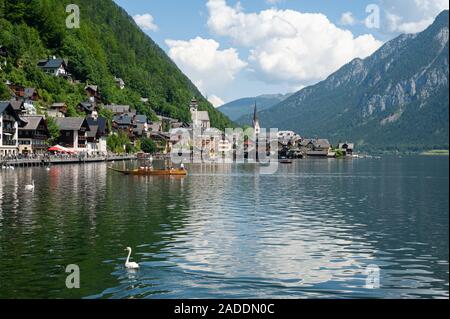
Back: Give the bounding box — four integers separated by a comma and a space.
1, 56, 358, 168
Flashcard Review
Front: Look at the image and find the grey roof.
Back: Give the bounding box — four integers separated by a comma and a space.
113, 114, 134, 125
55, 117, 90, 131
0, 101, 13, 114
135, 114, 147, 123
300, 138, 330, 148
314, 139, 331, 148
24, 88, 37, 99
78, 102, 96, 112
104, 104, 130, 114
51, 102, 67, 108
85, 85, 98, 92
19, 116, 45, 131
86, 117, 108, 137
0, 101, 26, 123
10, 100, 24, 111
37, 58, 66, 69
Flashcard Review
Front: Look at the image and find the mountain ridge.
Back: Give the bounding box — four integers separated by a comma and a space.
252, 10, 449, 152
219, 93, 291, 121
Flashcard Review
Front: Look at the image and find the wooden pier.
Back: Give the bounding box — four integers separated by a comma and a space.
1, 155, 137, 168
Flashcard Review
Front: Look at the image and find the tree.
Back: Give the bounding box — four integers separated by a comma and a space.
46, 116, 60, 145
141, 137, 157, 154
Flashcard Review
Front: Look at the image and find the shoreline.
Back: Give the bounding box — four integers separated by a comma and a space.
1, 155, 137, 168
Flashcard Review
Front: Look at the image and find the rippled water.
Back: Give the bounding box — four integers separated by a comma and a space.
0, 156, 448, 299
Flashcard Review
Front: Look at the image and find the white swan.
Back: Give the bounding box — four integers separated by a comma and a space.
25, 180, 35, 191
124, 247, 140, 269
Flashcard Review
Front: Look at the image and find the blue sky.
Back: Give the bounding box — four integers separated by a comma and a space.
114, 0, 448, 106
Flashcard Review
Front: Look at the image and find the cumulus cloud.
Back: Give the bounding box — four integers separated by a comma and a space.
165, 37, 247, 101
208, 95, 225, 107
381, 0, 449, 33
340, 11, 357, 26
133, 13, 158, 32
207, 0, 382, 86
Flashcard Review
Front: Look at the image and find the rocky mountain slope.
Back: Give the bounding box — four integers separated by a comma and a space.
255, 10, 449, 152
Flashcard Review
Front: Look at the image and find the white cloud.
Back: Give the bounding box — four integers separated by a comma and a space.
381, 0, 449, 33
165, 37, 247, 101
133, 14, 158, 32
208, 95, 225, 107
207, 0, 382, 86
340, 11, 356, 26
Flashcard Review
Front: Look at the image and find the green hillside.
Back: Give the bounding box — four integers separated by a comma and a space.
0, 0, 233, 129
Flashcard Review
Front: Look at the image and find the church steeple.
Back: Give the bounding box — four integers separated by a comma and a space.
253, 101, 260, 135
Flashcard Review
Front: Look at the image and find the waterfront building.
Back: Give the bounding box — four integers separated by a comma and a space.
18, 115, 50, 155
338, 142, 355, 156
54, 117, 90, 151
0, 101, 27, 156
300, 139, 332, 157
86, 116, 108, 155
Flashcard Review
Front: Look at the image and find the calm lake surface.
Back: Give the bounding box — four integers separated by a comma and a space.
0, 156, 448, 299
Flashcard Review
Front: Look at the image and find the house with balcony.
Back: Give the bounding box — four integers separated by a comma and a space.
86, 116, 109, 155
18, 116, 50, 155
37, 57, 68, 77
54, 117, 90, 151
0, 101, 27, 156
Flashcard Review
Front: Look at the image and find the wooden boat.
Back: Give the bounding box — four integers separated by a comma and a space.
108, 167, 187, 176
279, 159, 293, 164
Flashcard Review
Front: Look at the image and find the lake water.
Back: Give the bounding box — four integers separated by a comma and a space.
0, 156, 448, 299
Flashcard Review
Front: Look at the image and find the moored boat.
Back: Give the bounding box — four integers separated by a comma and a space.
108, 167, 187, 176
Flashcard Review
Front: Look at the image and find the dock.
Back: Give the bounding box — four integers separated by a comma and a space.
1, 155, 137, 168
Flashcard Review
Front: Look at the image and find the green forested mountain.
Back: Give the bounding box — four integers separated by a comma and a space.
255, 10, 449, 152
0, 0, 233, 129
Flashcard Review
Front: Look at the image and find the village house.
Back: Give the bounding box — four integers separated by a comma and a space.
85, 85, 101, 103
77, 101, 97, 115
0, 101, 27, 156
112, 113, 136, 138
300, 139, 332, 157
338, 142, 355, 156
86, 116, 108, 155
114, 77, 125, 90
10, 100, 25, 115
133, 114, 148, 138
104, 104, 132, 115
48, 102, 68, 118
54, 117, 90, 151
8, 85, 40, 101
37, 57, 68, 77
18, 116, 50, 155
